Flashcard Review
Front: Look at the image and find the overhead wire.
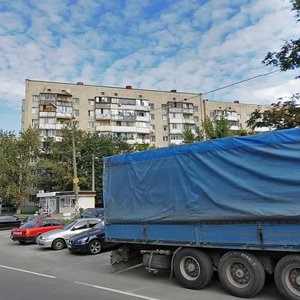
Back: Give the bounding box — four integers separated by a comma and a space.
149, 69, 280, 113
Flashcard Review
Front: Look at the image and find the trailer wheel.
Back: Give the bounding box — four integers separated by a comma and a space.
173, 248, 213, 289
275, 255, 300, 300
218, 251, 265, 298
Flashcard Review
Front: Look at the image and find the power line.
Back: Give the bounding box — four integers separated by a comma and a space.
149, 69, 280, 112
203, 70, 280, 95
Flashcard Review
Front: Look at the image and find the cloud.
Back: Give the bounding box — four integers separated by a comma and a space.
0, 0, 299, 133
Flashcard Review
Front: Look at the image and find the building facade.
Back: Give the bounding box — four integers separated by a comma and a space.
22, 79, 271, 148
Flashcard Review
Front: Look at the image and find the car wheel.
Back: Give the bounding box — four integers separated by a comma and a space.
18, 241, 26, 245
52, 238, 65, 250
88, 239, 102, 255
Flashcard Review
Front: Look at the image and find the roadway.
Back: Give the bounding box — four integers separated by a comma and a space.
0, 230, 283, 300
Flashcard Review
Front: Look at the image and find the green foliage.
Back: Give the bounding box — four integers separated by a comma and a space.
203, 116, 232, 140
247, 94, 300, 130
0, 127, 41, 208
263, 0, 300, 77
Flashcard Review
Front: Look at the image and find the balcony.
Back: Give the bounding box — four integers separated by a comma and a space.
39, 112, 56, 118
183, 118, 195, 124
136, 105, 150, 111
95, 103, 111, 109
39, 124, 56, 130
111, 115, 136, 121
226, 114, 240, 122
96, 125, 112, 132
136, 127, 150, 134
57, 112, 72, 119
169, 118, 183, 123
230, 125, 240, 131
169, 128, 182, 134
169, 107, 183, 113
136, 116, 149, 122
95, 114, 111, 120
254, 127, 271, 132
182, 108, 194, 114
169, 139, 182, 145
136, 138, 150, 144
111, 126, 136, 133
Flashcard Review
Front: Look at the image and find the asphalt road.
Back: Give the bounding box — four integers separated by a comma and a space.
0, 229, 284, 300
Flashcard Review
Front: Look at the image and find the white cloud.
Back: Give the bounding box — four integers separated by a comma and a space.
0, 0, 299, 133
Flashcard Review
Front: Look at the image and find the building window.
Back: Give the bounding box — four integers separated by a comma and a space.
151, 136, 156, 142
88, 122, 94, 128
74, 109, 80, 116
163, 125, 168, 131
194, 116, 199, 122
32, 119, 39, 126
32, 95, 40, 102
114, 93, 118, 96
150, 114, 155, 120
150, 124, 155, 131
162, 114, 168, 121
88, 99, 94, 106
32, 108, 38, 114
149, 103, 154, 109
88, 110, 95, 117
163, 136, 168, 141
101, 92, 105, 95
73, 98, 80, 105
194, 106, 198, 112
161, 104, 167, 110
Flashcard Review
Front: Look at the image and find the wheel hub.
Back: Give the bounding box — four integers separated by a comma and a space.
289, 269, 300, 292
228, 263, 250, 286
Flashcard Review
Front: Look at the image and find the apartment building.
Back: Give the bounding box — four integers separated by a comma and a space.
22, 79, 271, 148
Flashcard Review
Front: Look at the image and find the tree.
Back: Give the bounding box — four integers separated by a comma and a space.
263, 0, 300, 77
0, 127, 41, 209
247, 94, 300, 130
203, 116, 232, 140
182, 117, 232, 144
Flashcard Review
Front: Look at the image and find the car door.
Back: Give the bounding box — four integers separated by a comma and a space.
67, 220, 89, 238
37, 220, 53, 235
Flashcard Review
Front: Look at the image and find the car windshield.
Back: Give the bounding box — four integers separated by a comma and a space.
63, 220, 77, 230
94, 221, 105, 230
21, 220, 38, 228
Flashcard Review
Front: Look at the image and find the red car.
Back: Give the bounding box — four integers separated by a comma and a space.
11, 218, 64, 244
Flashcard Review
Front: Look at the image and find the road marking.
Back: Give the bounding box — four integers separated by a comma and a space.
113, 263, 143, 275
74, 281, 161, 300
0, 265, 56, 279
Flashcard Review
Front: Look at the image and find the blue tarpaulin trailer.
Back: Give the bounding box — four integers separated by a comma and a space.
103, 128, 300, 300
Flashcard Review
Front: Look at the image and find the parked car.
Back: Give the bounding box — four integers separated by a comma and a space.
11, 218, 64, 244
67, 220, 117, 255
37, 218, 101, 250
22, 215, 48, 224
81, 208, 104, 219
0, 215, 21, 230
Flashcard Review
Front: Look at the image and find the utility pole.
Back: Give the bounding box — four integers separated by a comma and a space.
50, 103, 79, 205
92, 154, 95, 192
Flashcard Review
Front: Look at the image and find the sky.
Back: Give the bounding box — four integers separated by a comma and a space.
0, 0, 299, 133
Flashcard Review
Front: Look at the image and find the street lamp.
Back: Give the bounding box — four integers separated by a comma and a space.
50, 103, 79, 205
92, 154, 99, 192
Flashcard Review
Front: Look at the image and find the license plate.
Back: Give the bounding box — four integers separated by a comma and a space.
13, 232, 22, 235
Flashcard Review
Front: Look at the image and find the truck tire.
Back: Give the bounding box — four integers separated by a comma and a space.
274, 255, 300, 300
173, 248, 213, 289
218, 251, 265, 298
143, 253, 171, 270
